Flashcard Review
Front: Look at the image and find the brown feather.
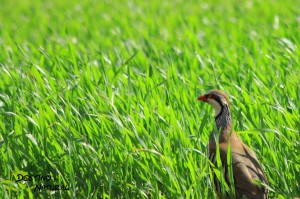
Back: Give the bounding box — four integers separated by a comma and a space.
200, 90, 269, 199
209, 130, 269, 199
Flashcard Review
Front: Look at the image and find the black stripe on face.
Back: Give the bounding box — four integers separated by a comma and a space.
211, 94, 224, 107
210, 94, 224, 119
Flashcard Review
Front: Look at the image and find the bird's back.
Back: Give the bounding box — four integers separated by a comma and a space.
208, 131, 269, 199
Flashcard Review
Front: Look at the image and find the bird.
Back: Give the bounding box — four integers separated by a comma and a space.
198, 90, 269, 199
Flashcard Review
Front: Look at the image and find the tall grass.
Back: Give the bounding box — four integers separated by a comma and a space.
0, 0, 299, 198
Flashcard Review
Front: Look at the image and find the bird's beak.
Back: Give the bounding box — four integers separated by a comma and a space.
197, 95, 207, 102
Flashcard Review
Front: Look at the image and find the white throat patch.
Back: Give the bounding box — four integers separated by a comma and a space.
207, 98, 222, 116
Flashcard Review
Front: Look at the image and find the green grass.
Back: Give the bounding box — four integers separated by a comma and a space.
0, 0, 299, 198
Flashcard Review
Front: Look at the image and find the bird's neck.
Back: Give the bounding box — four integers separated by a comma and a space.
214, 105, 232, 132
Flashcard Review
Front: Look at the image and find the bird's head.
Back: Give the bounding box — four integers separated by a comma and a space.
198, 90, 230, 117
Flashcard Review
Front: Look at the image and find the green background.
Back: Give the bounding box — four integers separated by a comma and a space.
0, 0, 299, 198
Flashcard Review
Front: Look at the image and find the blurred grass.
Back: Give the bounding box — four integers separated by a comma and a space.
0, 0, 299, 198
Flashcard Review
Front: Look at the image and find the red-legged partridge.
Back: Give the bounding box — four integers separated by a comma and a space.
198, 90, 269, 199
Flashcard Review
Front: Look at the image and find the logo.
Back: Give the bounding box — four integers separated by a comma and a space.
9, 170, 69, 192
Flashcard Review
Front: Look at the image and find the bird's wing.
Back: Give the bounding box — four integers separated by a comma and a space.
231, 144, 268, 195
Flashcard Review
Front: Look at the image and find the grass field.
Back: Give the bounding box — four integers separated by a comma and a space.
0, 0, 300, 198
